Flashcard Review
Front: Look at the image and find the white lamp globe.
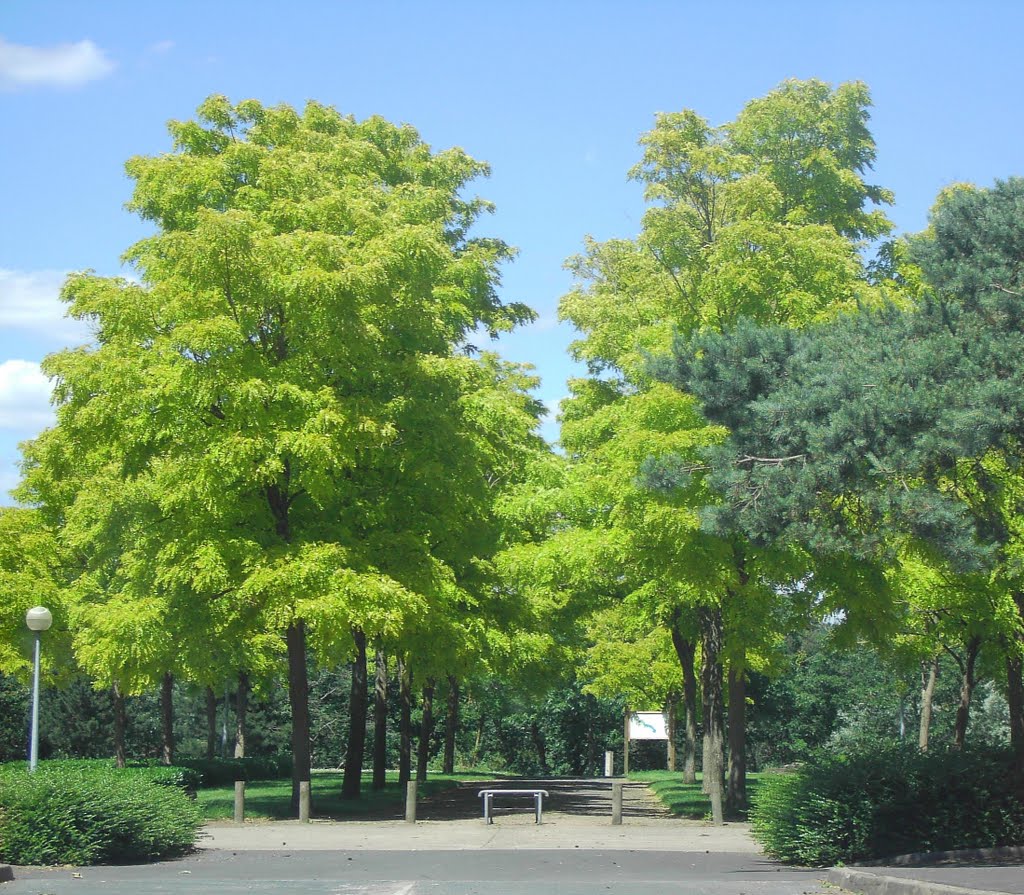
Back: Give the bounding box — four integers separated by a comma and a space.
25, 606, 53, 632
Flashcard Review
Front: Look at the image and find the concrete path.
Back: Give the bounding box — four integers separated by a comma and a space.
415, 776, 673, 821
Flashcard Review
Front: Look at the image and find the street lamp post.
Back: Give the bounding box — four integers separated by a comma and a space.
25, 606, 52, 772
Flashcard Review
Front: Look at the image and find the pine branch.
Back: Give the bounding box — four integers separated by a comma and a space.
736, 454, 806, 466
990, 282, 1023, 296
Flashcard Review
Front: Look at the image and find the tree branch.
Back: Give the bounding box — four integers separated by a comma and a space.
736, 454, 806, 467
990, 282, 1023, 296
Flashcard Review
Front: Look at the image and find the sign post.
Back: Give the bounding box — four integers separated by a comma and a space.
626, 709, 671, 772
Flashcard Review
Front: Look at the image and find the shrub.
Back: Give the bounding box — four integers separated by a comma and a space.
0, 763, 202, 865
119, 756, 290, 787
750, 745, 1024, 866
174, 755, 292, 786
1, 758, 204, 794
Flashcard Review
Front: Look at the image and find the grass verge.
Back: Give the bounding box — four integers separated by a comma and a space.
630, 770, 762, 820
197, 770, 493, 820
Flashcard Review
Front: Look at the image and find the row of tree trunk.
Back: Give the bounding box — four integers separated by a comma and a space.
350, 644, 460, 795
287, 624, 459, 811
110, 669, 251, 770
917, 638, 982, 753
919, 616, 1024, 769
112, 600, 1024, 817
673, 588, 1024, 823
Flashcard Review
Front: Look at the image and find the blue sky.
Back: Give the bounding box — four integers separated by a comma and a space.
2, 0, 1023, 501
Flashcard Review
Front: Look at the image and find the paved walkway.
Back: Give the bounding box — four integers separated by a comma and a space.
414, 776, 672, 821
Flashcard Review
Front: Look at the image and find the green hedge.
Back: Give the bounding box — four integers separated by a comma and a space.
2, 759, 204, 793
2, 755, 290, 791
172, 755, 292, 786
109, 756, 290, 787
751, 745, 1024, 866
0, 763, 202, 865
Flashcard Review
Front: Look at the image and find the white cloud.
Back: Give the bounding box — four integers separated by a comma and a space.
539, 415, 561, 448
0, 36, 115, 89
0, 269, 92, 344
543, 395, 568, 418
148, 39, 175, 56
529, 312, 561, 333
0, 360, 54, 431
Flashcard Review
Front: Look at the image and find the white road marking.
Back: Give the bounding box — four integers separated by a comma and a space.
329, 883, 416, 895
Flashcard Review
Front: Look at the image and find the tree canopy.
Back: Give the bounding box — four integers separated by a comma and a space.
5, 82, 1022, 802
15, 95, 545, 799
656, 177, 1024, 765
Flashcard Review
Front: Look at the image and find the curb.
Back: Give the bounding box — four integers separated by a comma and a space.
858, 847, 1024, 867
0, 864, 13, 883
827, 867, 1013, 895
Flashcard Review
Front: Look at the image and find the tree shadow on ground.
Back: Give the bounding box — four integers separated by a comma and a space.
417, 777, 669, 822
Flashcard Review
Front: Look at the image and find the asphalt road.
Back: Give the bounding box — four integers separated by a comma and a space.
6, 848, 832, 895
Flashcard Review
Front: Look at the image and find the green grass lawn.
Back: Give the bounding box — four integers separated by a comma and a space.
630, 770, 763, 820
197, 770, 493, 821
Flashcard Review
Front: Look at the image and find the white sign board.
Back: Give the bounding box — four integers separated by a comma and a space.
628, 711, 668, 740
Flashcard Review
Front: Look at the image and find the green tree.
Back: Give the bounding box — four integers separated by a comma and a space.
19, 96, 532, 808
557, 78, 894, 819
0, 508, 72, 681
663, 177, 1024, 774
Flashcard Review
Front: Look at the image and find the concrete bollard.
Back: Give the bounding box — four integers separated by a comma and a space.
233, 780, 245, 823
604, 750, 614, 777
405, 780, 417, 823
612, 781, 623, 825
299, 780, 311, 823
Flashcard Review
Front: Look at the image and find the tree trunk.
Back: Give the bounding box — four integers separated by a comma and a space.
953, 635, 982, 749
160, 672, 175, 766
531, 719, 549, 775
416, 678, 436, 782
235, 671, 249, 759
623, 705, 630, 776
919, 656, 939, 751
287, 621, 312, 814
1011, 592, 1024, 781
473, 707, 485, 766
205, 686, 218, 760
372, 650, 388, 790
398, 655, 413, 786
1008, 652, 1024, 777
726, 662, 747, 817
585, 700, 597, 776
670, 618, 698, 784
666, 695, 678, 772
342, 628, 368, 799
443, 674, 459, 775
112, 682, 126, 769
699, 606, 725, 824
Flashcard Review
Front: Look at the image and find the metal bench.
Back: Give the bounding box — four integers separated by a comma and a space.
477, 788, 549, 824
